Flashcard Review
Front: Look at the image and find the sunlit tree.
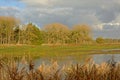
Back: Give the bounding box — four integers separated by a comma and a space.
24, 23, 42, 45
96, 37, 104, 44
70, 24, 92, 44
43, 23, 69, 44
0, 16, 19, 44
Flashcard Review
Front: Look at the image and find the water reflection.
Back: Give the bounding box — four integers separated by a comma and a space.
34, 54, 89, 68
92, 54, 120, 64
34, 53, 120, 68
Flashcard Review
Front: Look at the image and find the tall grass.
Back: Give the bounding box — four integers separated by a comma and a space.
0, 56, 120, 80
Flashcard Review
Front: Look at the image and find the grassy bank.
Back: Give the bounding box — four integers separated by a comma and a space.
0, 44, 120, 58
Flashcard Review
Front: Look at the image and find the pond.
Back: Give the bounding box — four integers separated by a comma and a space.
33, 49, 120, 68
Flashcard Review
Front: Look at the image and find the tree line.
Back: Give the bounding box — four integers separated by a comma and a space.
0, 16, 92, 45
43, 23, 92, 45
0, 16, 119, 45
0, 16, 42, 45
96, 37, 120, 44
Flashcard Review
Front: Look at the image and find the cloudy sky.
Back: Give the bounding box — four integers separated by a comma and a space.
0, 0, 120, 38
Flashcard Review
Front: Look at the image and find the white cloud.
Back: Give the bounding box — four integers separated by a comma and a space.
94, 24, 103, 30
21, 0, 56, 6
0, 6, 21, 18
94, 22, 120, 30
0, 6, 19, 10
102, 23, 120, 26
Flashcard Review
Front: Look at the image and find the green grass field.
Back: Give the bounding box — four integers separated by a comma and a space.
0, 44, 120, 59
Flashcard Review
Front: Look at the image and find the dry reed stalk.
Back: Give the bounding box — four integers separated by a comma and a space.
0, 56, 120, 80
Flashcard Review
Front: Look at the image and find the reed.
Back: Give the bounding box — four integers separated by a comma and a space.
0, 56, 120, 80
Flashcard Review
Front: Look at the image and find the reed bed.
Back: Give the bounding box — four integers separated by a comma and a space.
0, 56, 120, 80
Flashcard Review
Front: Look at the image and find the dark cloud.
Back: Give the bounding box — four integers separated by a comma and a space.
95, 3, 120, 23
94, 28, 120, 39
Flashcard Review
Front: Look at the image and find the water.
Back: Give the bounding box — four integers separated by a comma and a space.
19, 49, 118, 68
34, 54, 120, 68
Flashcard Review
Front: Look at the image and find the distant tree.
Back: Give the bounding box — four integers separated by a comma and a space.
43, 23, 69, 44
24, 23, 43, 45
14, 25, 25, 44
70, 24, 92, 44
96, 37, 104, 44
104, 38, 120, 44
14, 25, 20, 44
0, 16, 19, 44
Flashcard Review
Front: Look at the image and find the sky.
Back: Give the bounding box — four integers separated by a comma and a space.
0, 0, 120, 39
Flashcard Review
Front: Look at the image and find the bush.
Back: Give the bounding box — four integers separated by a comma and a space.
96, 37, 104, 44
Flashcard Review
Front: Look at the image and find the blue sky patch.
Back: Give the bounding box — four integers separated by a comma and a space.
0, 0, 25, 8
